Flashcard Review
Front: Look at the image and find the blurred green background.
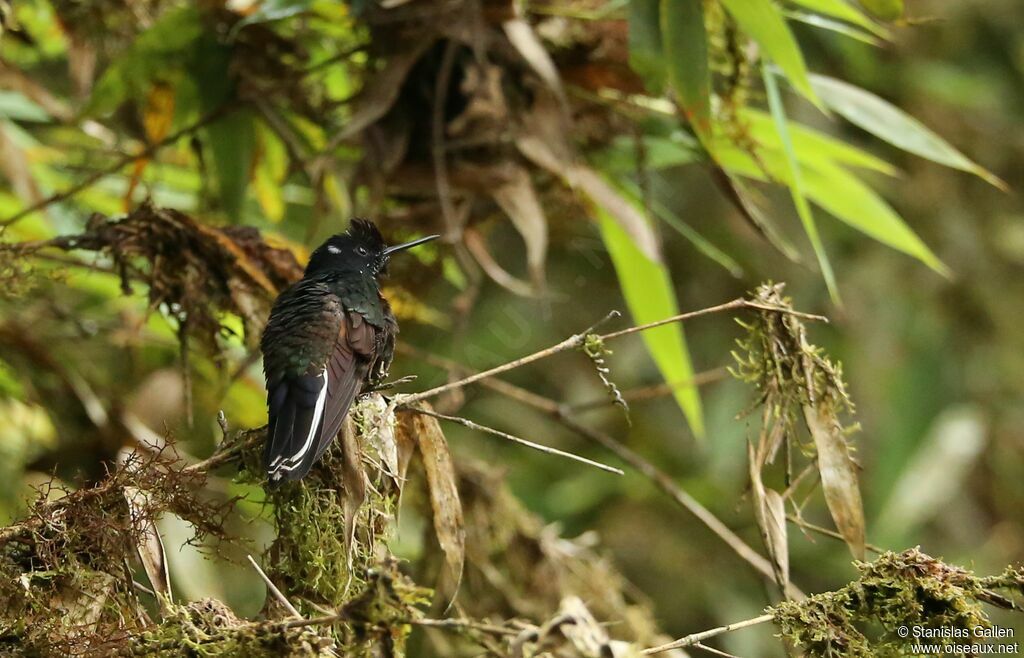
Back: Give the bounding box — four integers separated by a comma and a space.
0, 0, 1021, 654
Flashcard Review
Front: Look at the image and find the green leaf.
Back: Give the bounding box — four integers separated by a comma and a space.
228, 0, 313, 39
762, 66, 841, 304
87, 7, 201, 117
741, 108, 897, 176
715, 142, 949, 275
619, 178, 744, 277
721, 0, 819, 105
785, 11, 884, 46
628, 0, 666, 92
597, 201, 704, 439
787, 0, 887, 35
192, 34, 255, 221
0, 91, 50, 122
661, 0, 712, 137
809, 74, 1005, 189
594, 133, 700, 175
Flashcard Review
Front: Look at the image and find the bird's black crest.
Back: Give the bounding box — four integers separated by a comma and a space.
346, 218, 386, 250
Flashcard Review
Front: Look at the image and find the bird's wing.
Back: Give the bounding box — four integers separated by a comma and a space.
262, 282, 376, 482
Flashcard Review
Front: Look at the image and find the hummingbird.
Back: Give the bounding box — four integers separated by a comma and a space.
260, 219, 438, 483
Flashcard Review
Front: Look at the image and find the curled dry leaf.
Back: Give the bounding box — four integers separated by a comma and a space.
331, 39, 434, 144
398, 405, 465, 609
748, 443, 789, 594
490, 163, 549, 292
503, 18, 566, 103
516, 90, 662, 264
512, 596, 639, 658
118, 447, 171, 603
464, 226, 538, 297
804, 401, 866, 561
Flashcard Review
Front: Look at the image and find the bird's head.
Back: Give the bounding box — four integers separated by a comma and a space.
305, 219, 439, 278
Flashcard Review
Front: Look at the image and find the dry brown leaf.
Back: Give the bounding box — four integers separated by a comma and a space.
516, 87, 662, 263
464, 226, 538, 297
403, 406, 465, 608
0, 123, 42, 207
331, 39, 433, 145
490, 163, 549, 291
503, 18, 566, 103
339, 416, 368, 568
516, 131, 662, 264
748, 443, 789, 594
804, 402, 866, 560
123, 485, 171, 602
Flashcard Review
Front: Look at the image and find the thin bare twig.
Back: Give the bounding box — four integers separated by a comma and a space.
641, 613, 775, 655
183, 428, 264, 474
247, 554, 301, 619
694, 642, 744, 658
399, 311, 620, 406
401, 405, 624, 475
400, 300, 822, 406
567, 367, 730, 412
786, 515, 884, 555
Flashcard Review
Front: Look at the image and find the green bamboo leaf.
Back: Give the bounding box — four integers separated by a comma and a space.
193, 34, 255, 221
787, 0, 887, 36
661, 0, 712, 136
715, 143, 948, 275
0, 91, 50, 122
785, 11, 884, 46
720, 0, 819, 105
628, 0, 667, 92
619, 179, 744, 277
596, 201, 704, 439
762, 67, 841, 304
740, 108, 898, 175
809, 74, 1005, 189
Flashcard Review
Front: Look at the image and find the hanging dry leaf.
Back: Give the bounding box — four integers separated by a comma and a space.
804, 401, 866, 560
339, 416, 369, 568
331, 39, 433, 144
123, 485, 171, 601
517, 133, 662, 264
399, 406, 465, 608
490, 163, 548, 291
503, 18, 566, 103
464, 227, 538, 297
748, 443, 789, 594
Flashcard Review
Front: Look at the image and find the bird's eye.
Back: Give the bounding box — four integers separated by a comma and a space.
356, 246, 368, 256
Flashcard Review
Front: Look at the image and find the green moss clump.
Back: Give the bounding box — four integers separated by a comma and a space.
773, 548, 1020, 657
129, 598, 335, 657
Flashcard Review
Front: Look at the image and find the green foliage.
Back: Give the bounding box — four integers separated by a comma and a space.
661, 0, 711, 137
597, 201, 704, 438
720, 0, 817, 104
809, 73, 1006, 189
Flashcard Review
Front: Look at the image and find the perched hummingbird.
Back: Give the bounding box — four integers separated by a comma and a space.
260, 219, 438, 482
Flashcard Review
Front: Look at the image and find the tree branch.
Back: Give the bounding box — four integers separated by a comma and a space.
641, 613, 775, 655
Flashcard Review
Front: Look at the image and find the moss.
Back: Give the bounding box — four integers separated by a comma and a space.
129, 599, 335, 657
773, 548, 1021, 657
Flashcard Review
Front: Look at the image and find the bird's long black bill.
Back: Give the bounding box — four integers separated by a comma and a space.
383, 234, 440, 255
